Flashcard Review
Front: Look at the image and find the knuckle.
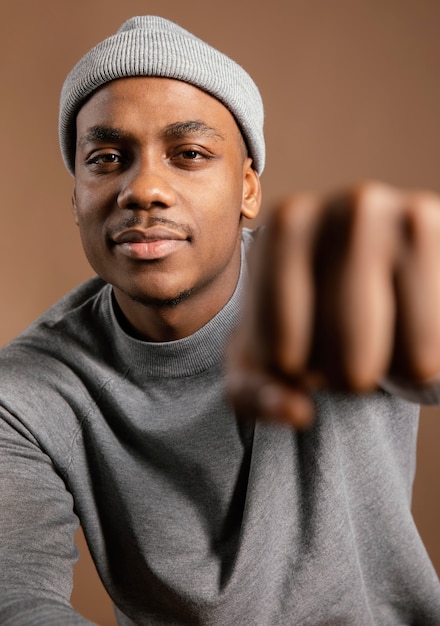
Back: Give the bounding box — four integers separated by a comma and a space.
270, 193, 318, 234
342, 361, 379, 392
410, 358, 440, 384
349, 180, 399, 223
408, 337, 440, 382
350, 179, 390, 205
403, 192, 440, 242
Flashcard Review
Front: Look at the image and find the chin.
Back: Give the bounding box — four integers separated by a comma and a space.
129, 288, 194, 309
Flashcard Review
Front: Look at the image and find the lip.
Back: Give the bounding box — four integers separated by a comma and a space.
112, 227, 188, 261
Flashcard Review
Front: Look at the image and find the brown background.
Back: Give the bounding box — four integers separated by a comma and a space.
1, 1, 440, 624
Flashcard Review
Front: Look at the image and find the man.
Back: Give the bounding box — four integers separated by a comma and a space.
1, 15, 440, 625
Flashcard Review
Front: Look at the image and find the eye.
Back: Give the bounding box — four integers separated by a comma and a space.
181, 149, 202, 160
86, 152, 122, 166
170, 145, 215, 168
84, 150, 128, 175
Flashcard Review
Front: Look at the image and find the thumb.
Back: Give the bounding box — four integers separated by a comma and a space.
225, 368, 316, 430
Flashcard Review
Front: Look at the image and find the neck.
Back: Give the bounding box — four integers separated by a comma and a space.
112, 268, 242, 343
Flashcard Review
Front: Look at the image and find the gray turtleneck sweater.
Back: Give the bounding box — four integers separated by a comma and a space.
0, 229, 439, 625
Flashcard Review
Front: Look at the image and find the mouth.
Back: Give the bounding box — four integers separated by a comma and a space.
112, 227, 189, 261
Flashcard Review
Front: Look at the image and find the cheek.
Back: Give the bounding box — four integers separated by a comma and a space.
74, 187, 109, 234
200, 169, 245, 220
75, 211, 99, 247
74, 206, 107, 268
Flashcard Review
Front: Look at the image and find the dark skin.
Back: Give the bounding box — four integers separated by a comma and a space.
73, 76, 440, 428
73, 77, 261, 342
228, 183, 440, 428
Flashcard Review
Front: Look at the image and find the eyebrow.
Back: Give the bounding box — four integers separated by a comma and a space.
162, 121, 225, 142
78, 121, 225, 147
78, 125, 125, 147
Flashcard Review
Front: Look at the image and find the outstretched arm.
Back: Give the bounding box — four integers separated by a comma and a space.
228, 181, 440, 428
0, 408, 96, 625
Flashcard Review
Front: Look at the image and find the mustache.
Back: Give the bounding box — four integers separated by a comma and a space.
108, 215, 196, 240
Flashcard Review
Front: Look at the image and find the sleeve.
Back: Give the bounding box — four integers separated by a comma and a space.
0, 407, 97, 626
381, 375, 440, 405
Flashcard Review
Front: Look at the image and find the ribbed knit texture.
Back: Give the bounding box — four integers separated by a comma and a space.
59, 16, 265, 175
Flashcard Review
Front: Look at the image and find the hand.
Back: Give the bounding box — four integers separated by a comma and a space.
227, 181, 440, 429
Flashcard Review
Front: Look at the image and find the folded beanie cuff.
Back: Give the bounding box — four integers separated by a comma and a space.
59, 16, 265, 175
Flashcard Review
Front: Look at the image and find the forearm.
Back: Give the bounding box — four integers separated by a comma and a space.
0, 410, 96, 626
0, 592, 96, 626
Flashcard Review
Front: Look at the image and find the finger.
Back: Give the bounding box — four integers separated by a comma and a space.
225, 368, 315, 430
225, 329, 316, 429
313, 182, 400, 389
254, 194, 322, 377
393, 191, 440, 381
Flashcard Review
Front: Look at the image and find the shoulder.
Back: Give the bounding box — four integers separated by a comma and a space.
1, 276, 108, 354
0, 276, 111, 398
0, 277, 112, 449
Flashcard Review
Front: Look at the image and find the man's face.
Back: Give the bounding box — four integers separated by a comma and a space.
73, 77, 260, 333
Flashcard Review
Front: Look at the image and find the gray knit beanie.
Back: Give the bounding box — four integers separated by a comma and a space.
59, 15, 265, 175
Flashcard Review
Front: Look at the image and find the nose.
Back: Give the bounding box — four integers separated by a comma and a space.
117, 159, 176, 211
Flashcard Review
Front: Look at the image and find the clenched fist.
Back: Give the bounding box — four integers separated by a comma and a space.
227, 181, 440, 428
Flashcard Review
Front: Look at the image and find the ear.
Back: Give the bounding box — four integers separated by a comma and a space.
71, 187, 79, 225
241, 159, 262, 220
